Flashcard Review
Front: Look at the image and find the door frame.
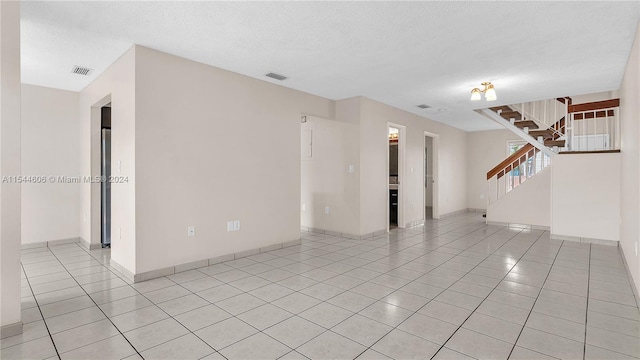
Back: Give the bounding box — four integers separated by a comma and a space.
90, 95, 111, 248
388, 123, 406, 230
424, 131, 440, 219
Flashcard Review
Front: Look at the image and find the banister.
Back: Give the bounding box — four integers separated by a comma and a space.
568, 99, 619, 113
487, 143, 535, 180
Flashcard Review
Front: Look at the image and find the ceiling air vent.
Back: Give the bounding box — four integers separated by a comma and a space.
266, 72, 287, 81
71, 65, 93, 76
417, 104, 431, 109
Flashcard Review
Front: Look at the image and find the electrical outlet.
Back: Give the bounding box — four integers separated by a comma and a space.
233, 221, 240, 231
348, 165, 354, 173
325, 206, 330, 215
188, 226, 195, 237
227, 221, 234, 232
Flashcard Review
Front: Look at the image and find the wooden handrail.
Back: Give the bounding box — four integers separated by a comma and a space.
487, 143, 535, 180
487, 114, 564, 180
569, 99, 619, 113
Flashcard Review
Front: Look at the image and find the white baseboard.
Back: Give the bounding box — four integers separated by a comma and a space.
301, 227, 388, 239
618, 245, 640, 310
467, 208, 486, 213
1, 321, 23, 339
438, 208, 469, 219
486, 221, 550, 231
550, 234, 618, 246
120, 238, 303, 283
20, 237, 94, 250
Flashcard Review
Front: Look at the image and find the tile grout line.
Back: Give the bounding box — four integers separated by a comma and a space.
289, 220, 506, 358
44, 244, 145, 359
505, 239, 565, 359
33, 217, 505, 357
583, 243, 592, 360
347, 224, 520, 358
425, 228, 549, 359
210, 217, 502, 357
20, 215, 549, 360
18, 262, 62, 360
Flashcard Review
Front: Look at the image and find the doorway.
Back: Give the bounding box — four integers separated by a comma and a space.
424, 132, 439, 220
101, 105, 111, 248
425, 135, 433, 219
388, 124, 405, 229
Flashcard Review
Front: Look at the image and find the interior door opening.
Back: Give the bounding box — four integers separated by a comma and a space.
424, 131, 439, 220
101, 105, 111, 248
425, 135, 434, 219
389, 127, 398, 228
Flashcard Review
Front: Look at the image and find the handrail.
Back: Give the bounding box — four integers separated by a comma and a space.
487, 143, 534, 180
568, 99, 619, 113
566, 99, 620, 152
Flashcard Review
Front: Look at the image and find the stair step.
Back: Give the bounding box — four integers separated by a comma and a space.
500, 111, 522, 120
529, 129, 554, 139
545, 139, 566, 147
490, 106, 511, 113
513, 120, 539, 130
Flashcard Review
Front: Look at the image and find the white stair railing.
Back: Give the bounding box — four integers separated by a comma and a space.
486, 144, 551, 205
511, 98, 568, 150
566, 100, 620, 152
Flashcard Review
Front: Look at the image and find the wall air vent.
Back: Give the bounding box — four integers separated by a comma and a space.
71, 65, 93, 76
266, 72, 287, 81
417, 104, 431, 109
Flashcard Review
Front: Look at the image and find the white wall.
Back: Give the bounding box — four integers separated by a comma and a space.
466, 129, 520, 210
133, 46, 334, 273
571, 90, 619, 104
0, 0, 22, 334
487, 167, 551, 227
79, 46, 136, 273
301, 116, 360, 235
619, 23, 640, 295
552, 153, 620, 241
21, 85, 80, 244
358, 97, 468, 234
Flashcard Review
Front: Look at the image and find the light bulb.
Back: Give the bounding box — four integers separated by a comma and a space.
470, 88, 481, 101
485, 84, 497, 101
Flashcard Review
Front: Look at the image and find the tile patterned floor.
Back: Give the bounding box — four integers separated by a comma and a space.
2, 212, 639, 359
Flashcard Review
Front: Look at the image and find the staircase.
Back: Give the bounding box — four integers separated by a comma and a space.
481, 96, 621, 205
489, 101, 567, 150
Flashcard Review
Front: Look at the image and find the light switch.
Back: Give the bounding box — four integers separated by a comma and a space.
348, 165, 354, 173
227, 221, 234, 232
325, 206, 330, 215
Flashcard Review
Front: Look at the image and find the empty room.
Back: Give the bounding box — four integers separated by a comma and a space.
1, 1, 639, 359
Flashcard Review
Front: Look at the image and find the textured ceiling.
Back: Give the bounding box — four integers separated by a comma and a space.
20, 1, 640, 131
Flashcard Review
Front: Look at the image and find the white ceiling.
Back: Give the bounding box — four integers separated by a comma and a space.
20, 1, 640, 131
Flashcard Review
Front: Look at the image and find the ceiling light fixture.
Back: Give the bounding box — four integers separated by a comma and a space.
470, 81, 497, 101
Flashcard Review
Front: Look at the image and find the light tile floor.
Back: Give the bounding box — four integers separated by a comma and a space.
2, 212, 640, 359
